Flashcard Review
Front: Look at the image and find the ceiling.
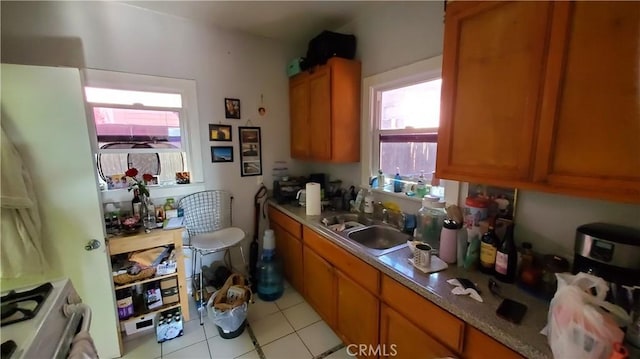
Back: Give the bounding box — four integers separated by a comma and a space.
122, 1, 377, 46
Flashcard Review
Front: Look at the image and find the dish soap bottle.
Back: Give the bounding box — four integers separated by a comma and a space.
256, 229, 284, 301
415, 170, 427, 198
377, 170, 385, 190
393, 167, 403, 193
364, 188, 374, 214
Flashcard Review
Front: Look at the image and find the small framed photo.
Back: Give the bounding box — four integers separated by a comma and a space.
211, 146, 234, 163
224, 98, 241, 119
238, 126, 262, 177
209, 124, 232, 141
147, 175, 159, 186
176, 171, 190, 184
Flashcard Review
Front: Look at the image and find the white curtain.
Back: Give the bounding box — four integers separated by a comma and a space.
1, 124, 45, 278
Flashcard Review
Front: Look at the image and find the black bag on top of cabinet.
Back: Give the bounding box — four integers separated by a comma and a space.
302, 31, 356, 70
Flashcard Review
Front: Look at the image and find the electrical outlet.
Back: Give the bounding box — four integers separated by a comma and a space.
256, 176, 263, 184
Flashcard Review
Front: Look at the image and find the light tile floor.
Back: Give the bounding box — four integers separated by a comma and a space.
122, 283, 345, 359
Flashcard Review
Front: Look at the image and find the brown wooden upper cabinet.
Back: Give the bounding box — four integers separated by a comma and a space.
437, 1, 640, 203
289, 58, 361, 162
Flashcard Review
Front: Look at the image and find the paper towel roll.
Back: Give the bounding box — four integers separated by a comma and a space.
306, 182, 321, 215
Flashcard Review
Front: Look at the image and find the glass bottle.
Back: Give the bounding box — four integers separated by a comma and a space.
142, 197, 156, 230
132, 189, 142, 218
256, 229, 284, 301
479, 226, 500, 274
494, 224, 517, 283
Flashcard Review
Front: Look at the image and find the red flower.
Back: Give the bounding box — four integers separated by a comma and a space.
124, 168, 153, 197
125, 168, 138, 178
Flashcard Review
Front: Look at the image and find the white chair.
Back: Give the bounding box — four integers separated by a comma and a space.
178, 190, 246, 324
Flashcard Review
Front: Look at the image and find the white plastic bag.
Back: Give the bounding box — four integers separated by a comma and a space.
206, 290, 248, 333
542, 272, 631, 359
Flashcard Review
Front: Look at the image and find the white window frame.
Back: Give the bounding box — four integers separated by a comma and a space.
360, 55, 460, 205
82, 69, 205, 203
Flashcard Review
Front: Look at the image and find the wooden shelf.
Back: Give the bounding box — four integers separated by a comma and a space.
114, 272, 178, 291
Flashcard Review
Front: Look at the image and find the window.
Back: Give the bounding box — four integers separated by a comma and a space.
362, 56, 443, 193
83, 69, 203, 199
377, 78, 441, 181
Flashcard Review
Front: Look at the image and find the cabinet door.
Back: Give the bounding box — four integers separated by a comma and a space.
380, 304, 455, 359
329, 58, 361, 163
303, 245, 336, 326
270, 224, 291, 282
308, 66, 332, 161
463, 326, 524, 359
437, 1, 554, 183
287, 233, 304, 293
290, 73, 310, 159
335, 270, 379, 353
534, 1, 640, 202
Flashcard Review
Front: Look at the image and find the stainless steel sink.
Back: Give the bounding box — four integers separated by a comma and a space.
346, 225, 410, 256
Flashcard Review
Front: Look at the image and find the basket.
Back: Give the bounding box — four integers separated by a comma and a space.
113, 267, 156, 285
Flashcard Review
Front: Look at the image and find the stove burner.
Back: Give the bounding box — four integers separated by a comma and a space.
0, 283, 53, 326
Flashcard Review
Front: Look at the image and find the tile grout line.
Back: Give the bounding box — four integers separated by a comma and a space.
245, 322, 266, 359
314, 343, 346, 359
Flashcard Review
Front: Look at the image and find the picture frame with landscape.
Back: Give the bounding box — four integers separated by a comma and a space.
238, 126, 262, 177
209, 124, 232, 141
211, 146, 234, 163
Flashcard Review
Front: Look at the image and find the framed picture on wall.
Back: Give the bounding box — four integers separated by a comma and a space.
238, 126, 262, 177
211, 146, 234, 163
209, 124, 232, 141
224, 98, 241, 119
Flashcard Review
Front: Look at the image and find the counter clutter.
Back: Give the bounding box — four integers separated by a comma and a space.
270, 201, 552, 359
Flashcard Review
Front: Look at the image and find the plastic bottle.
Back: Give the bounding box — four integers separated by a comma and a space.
416, 196, 447, 245
393, 167, 403, 193
415, 170, 427, 198
256, 229, 284, 301
377, 170, 385, 190
479, 226, 500, 274
494, 224, 517, 283
363, 188, 374, 214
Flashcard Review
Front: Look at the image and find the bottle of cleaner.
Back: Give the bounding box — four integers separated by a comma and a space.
416, 170, 427, 198
377, 170, 385, 190
393, 167, 403, 193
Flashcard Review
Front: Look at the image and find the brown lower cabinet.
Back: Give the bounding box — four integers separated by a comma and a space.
379, 304, 455, 359
268, 210, 527, 359
302, 245, 336, 327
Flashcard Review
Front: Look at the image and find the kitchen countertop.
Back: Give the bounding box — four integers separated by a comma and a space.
270, 201, 552, 359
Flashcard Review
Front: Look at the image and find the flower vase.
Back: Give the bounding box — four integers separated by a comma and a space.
140, 195, 156, 231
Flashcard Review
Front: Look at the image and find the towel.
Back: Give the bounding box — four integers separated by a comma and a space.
68, 331, 99, 359
1, 124, 45, 278
447, 278, 483, 302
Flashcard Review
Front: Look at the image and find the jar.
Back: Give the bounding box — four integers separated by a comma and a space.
464, 197, 488, 228
541, 255, 569, 298
416, 196, 447, 246
164, 198, 176, 211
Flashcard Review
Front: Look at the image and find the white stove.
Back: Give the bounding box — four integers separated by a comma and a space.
0, 279, 90, 359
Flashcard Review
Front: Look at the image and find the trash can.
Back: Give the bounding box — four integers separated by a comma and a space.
205, 273, 251, 339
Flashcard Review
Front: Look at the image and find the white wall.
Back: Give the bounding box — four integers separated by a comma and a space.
1, 1, 300, 248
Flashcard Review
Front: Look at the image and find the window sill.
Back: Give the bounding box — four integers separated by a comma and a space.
100, 182, 206, 203
371, 188, 425, 203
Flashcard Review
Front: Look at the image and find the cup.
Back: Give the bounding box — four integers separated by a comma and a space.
414, 243, 433, 268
